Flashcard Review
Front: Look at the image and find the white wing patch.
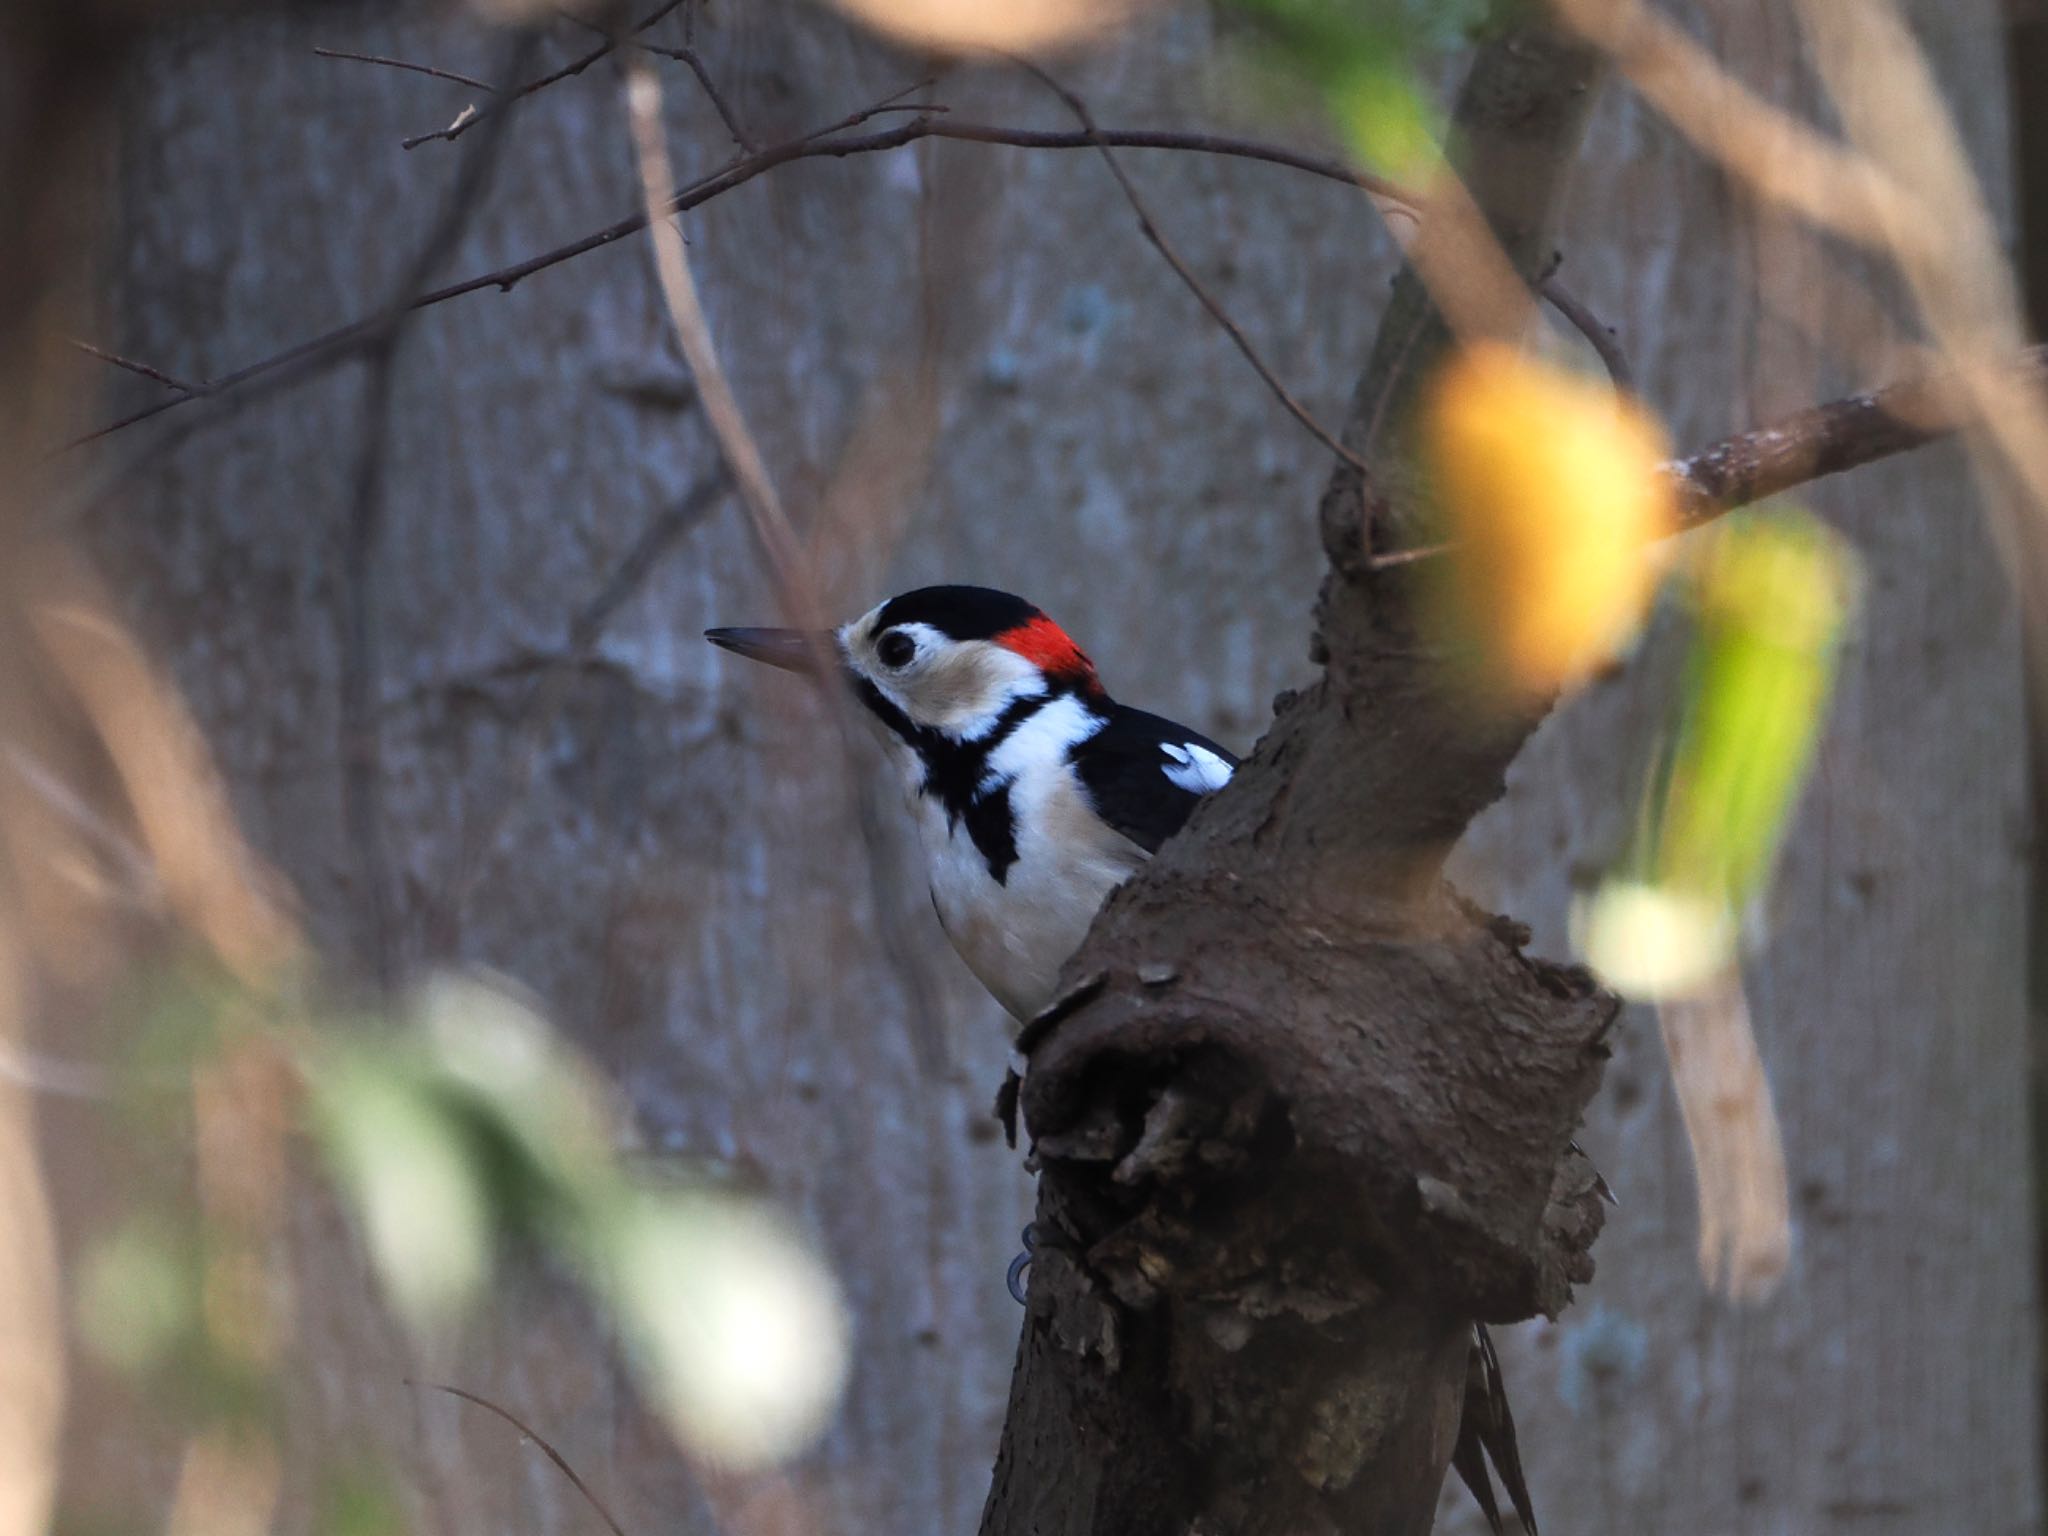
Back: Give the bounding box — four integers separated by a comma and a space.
1160, 741, 1234, 794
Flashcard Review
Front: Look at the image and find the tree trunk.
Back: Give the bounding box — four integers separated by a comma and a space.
978, 27, 1618, 1533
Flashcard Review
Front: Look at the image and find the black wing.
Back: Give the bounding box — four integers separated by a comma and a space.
1068, 704, 1238, 855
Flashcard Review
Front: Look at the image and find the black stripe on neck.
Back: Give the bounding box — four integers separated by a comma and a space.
853, 682, 1080, 885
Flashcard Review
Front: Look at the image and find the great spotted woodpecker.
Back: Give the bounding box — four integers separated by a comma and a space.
707, 584, 1540, 1536
707, 585, 1236, 1022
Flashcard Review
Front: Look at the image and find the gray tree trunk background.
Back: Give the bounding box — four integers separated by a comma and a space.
60, 1, 2037, 1533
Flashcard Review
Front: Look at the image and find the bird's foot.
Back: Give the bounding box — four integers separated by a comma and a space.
1006, 1223, 1039, 1304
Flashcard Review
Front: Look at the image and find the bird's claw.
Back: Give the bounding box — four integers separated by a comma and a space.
1006, 1223, 1039, 1304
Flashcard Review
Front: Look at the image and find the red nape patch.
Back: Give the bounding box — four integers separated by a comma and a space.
997, 615, 1101, 692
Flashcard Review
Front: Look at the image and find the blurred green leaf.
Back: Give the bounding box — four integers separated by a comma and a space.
1579, 509, 1854, 997
76, 1213, 198, 1373
1228, 0, 1503, 65
1330, 58, 1439, 177
306, 973, 627, 1335
74, 1207, 277, 1425
1220, 0, 1514, 171
412, 972, 616, 1229
79, 965, 856, 1478
301, 972, 852, 1468
106, 953, 251, 1128
1661, 511, 1852, 901
313, 1463, 409, 1536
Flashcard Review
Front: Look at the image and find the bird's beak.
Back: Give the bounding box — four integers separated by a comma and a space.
704, 626, 835, 677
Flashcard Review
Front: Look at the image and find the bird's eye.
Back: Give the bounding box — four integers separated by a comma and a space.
877, 630, 917, 669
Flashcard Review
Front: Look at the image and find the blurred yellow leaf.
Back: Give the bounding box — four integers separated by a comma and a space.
821, 0, 1146, 52
1423, 343, 1676, 696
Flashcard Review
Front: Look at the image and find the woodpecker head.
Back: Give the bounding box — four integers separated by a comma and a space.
706, 585, 1105, 741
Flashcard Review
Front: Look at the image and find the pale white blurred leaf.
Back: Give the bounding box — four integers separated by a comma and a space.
311, 1060, 492, 1335
1573, 880, 1734, 1001
603, 1190, 850, 1471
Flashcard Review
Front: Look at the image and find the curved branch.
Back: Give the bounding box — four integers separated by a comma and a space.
312, 47, 497, 94
412, 1383, 630, 1536
1538, 271, 1633, 391
1015, 61, 1368, 474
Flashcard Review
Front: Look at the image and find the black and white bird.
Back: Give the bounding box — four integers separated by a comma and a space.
707, 584, 1236, 1023
707, 583, 1540, 1536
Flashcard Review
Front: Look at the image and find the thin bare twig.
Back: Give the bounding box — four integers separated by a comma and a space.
639, 43, 753, 152
62, 85, 933, 451
557, 2, 753, 151
410, 1382, 630, 1536
917, 120, 1407, 199
312, 47, 498, 93
1014, 60, 1369, 475
1536, 272, 1633, 393
401, 0, 687, 150
66, 339, 203, 395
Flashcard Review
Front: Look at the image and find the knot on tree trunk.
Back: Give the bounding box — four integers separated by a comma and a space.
981, 868, 1614, 1536
1024, 870, 1614, 1324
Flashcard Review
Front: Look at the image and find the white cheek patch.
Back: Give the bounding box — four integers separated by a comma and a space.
850, 621, 1047, 742
1160, 741, 1234, 794
954, 670, 1048, 741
